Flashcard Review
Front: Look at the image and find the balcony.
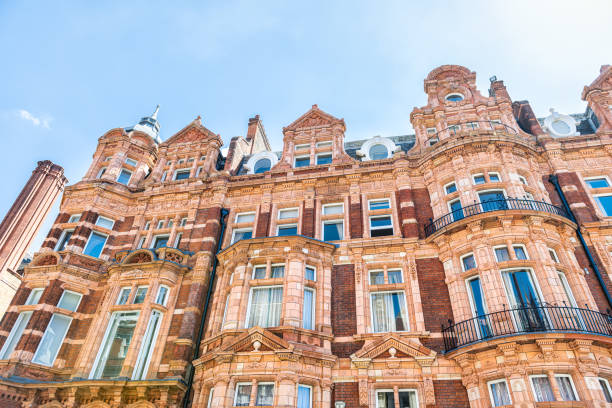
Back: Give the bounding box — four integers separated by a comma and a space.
424, 198, 571, 237
442, 305, 612, 353
427, 120, 518, 144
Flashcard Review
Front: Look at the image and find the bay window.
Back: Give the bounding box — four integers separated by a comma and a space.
599, 378, 612, 403
305, 266, 316, 281
55, 229, 73, 251
32, 313, 72, 366
255, 383, 274, 406
247, 286, 283, 328
83, 231, 108, 258
530, 375, 554, 402
234, 382, 275, 407
96, 215, 115, 229
25, 288, 44, 305
117, 169, 132, 185
132, 310, 162, 380
133, 286, 148, 304
555, 374, 578, 401
156, 285, 169, 306
371, 291, 408, 332
117, 287, 131, 305
90, 311, 140, 379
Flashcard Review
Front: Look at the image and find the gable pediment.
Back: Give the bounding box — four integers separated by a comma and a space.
284, 104, 345, 132
222, 327, 292, 353
352, 335, 436, 360
162, 118, 220, 146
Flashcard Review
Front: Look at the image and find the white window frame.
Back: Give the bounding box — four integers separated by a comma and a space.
294, 155, 310, 167
529, 374, 554, 402
156, 285, 170, 306
557, 271, 579, 308
0, 311, 32, 359
465, 276, 488, 318
245, 285, 283, 329
460, 253, 477, 272
252, 265, 267, 280
315, 153, 332, 165
555, 374, 579, 401
137, 236, 146, 249
125, 157, 138, 166
161, 171, 167, 182
375, 388, 418, 408
369, 290, 410, 333
549, 248, 560, 263
322, 203, 344, 215
173, 168, 191, 181
96, 216, 115, 230
144, 221, 151, 230
152, 234, 170, 249
584, 176, 611, 189
501, 267, 546, 309
278, 207, 299, 220
270, 263, 285, 278
68, 214, 81, 223
322, 219, 344, 241
426, 127, 437, 135
174, 232, 182, 248
180, 217, 187, 226
598, 377, 612, 402
387, 268, 403, 284
316, 141, 332, 148
297, 384, 313, 408
295, 143, 310, 151
97, 167, 107, 178
196, 166, 203, 177
32, 313, 72, 366
472, 173, 486, 185
133, 286, 148, 304
488, 172, 501, 182
117, 287, 131, 305
487, 379, 512, 407
57, 290, 82, 312
493, 245, 510, 263
131, 309, 163, 380
234, 382, 253, 406
369, 270, 385, 285
477, 188, 507, 203
83, 231, 108, 258
187, 157, 194, 163
235, 212, 256, 224
368, 198, 391, 210
518, 175, 528, 185
369, 215, 394, 236
116, 168, 132, 184
157, 220, 164, 229
178, 159, 185, 165
593, 193, 612, 217
444, 181, 457, 195
25, 288, 44, 305
512, 244, 529, 260
445, 93, 464, 102
305, 265, 316, 281
277, 223, 298, 236
55, 229, 74, 251
303, 287, 315, 330
231, 228, 253, 244
221, 295, 229, 327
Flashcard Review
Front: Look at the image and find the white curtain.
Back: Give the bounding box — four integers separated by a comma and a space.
256, 384, 274, 406
372, 292, 408, 332
297, 385, 311, 408
249, 287, 283, 328
303, 289, 314, 330
531, 377, 554, 402
234, 384, 251, 406
556, 376, 577, 401
388, 270, 402, 284
398, 390, 418, 408
490, 381, 511, 406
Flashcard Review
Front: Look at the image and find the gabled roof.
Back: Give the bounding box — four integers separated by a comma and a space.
161, 117, 221, 147
283, 104, 345, 132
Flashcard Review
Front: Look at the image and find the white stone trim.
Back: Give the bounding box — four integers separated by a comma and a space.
244, 151, 278, 174
356, 136, 399, 161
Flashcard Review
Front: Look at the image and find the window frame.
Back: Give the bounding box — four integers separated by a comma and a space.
369, 270, 385, 285
97, 167, 107, 178
83, 230, 108, 258
315, 141, 332, 148
173, 168, 191, 181
133, 286, 148, 304
488, 172, 501, 182
472, 173, 486, 185
598, 377, 612, 403
512, 244, 529, 260
303, 287, 316, 330
116, 287, 131, 305
55, 228, 74, 251
529, 374, 555, 402
444, 182, 457, 195
369, 215, 394, 237
125, 157, 138, 166
322, 202, 344, 215
0, 311, 32, 359
255, 382, 275, 406
460, 253, 477, 272
252, 265, 267, 280
231, 228, 253, 244
156, 285, 169, 306
593, 193, 612, 217
297, 384, 313, 408
96, 215, 115, 230
487, 378, 512, 407
518, 175, 528, 185
233, 382, 253, 407
245, 285, 284, 329
116, 168, 132, 185
278, 207, 299, 220
31, 313, 73, 366
294, 155, 311, 168
315, 153, 332, 165
305, 265, 316, 281
152, 234, 170, 249
369, 290, 410, 333
584, 176, 611, 189
235, 212, 256, 224
368, 198, 391, 210
295, 143, 310, 151
57, 290, 82, 312
445, 93, 464, 102
25, 288, 44, 305
374, 388, 418, 408
67, 214, 81, 223
493, 245, 510, 262
322, 219, 344, 241
548, 248, 560, 263
131, 309, 163, 380
387, 268, 403, 284
277, 223, 298, 236
554, 374, 579, 401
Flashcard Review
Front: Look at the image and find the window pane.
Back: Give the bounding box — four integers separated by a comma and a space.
371, 292, 408, 332
0, 312, 31, 359
369, 144, 388, 160
117, 288, 131, 305
84, 232, 107, 258
56, 230, 73, 251
371, 216, 393, 236
117, 169, 132, 185
513, 246, 527, 260
236, 213, 255, 223
305, 266, 316, 281
254, 158, 271, 174
445, 183, 457, 194
132, 310, 162, 380
549, 249, 559, 262
232, 229, 252, 243
303, 289, 314, 330
489, 173, 500, 182
473, 175, 486, 185
58, 291, 81, 312
256, 384, 274, 406
556, 376, 577, 401
279, 208, 299, 219
450, 200, 464, 222
490, 381, 511, 406
133, 287, 148, 304
295, 157, 310, 167
278, 225, 297, 236
398, 390, 417, 408
316, 154, 332, 165
587, 178, 609, 188
271, 265, 284, 278
175, 170, 190, 180
495, 247, 510, 262
377, 391, 394, 408
68, 214, 81, 223
599, 379, 612, 402
153, 236, 169, 249
370, 271, 384, 285
32, 314, 72, 366
596, 195, 612, 216
25, 288, 44, 305
91, 311, 139, 379
369, 199, 390, 210
323, 221, 343, 241
96, 216, 114, 229
248, 287, 283, 328
479, 191, 506, 211
462, 255, 476, 271
235, 384, 252, 406
388, 270, 403, 284
156, 286, 169, 306
253, 266, 266, 279
531, 376, 555, 402
125, 157, 137, 166
297, 385, 311, 408
322, 204, 343, 215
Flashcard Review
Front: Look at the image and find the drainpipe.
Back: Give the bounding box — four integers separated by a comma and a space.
549, 175, 612, 309
182, 208, 229, 408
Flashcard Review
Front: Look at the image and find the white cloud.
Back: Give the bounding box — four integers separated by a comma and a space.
18, 109, 51, 129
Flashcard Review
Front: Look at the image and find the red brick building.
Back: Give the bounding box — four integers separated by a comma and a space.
1, 65, 612, 407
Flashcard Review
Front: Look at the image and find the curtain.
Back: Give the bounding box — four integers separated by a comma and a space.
256, 384, 274, 406
303, 289, 314, 330
388, 270, 402, 284
271, 265, 284, 278
490, 381, 511, 406
531, 377, 554, 402
297, 385, 311, 408
234, 384, 251, 406
398, 391, 418, 408
372, 292, 408, 332
377, 391, 394, 408
249, 287, 283, 328
556, 376, 577, 401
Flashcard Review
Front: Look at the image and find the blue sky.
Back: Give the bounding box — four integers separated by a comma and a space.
0, 1, 610, 253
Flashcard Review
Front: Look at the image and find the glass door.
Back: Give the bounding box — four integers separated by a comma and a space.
478, 190, 507, 212
467, 277, 491, 339
449, 199, 464, 222
502, 269, 547, 331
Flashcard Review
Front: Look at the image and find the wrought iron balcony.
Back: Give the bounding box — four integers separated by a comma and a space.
442, 304, 612, 353
424, 198, 570, 237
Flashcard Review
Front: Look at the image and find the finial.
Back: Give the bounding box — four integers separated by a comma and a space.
312, 104, 318, 109
151, 105, 160, 120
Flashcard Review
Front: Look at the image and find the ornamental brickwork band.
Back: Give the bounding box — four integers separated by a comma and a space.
0, 65, 612, 407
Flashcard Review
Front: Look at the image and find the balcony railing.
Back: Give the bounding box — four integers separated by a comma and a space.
424, 198, 570, 237
428, 120, 518, 143
442, 304, 612, 352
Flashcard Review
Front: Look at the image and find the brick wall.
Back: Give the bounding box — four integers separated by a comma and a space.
0, 286, 31, 347
413, 188, 434, 239
395, 188, 433, 239
556, 172, 598, 223
574, 245, 612, 312
41, 212, 70, 249
256, 210, 270, 238
349, 196, 363, 239
541, 175, 563, 207
433, 380, 469, 408
416, 258, 453, 351
302, 206, 315, 238
188, 207, 221, 252
331, 265, 357, 336
331, 341, 364, 358
332, 382, 359, 408
68, 210, 98, 250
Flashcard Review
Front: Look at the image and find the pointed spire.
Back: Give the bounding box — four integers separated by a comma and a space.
151, 104, 160, 120
129, 105, 162, 144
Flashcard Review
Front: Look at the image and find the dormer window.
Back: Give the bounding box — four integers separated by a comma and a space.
174, 169, 191, 181
245, 151, 278, 175
369, 144, 388, 160
445, 93, 464, 102
295, 156, 310, 168
358, 136, 397, 161
254, 158, 271, 174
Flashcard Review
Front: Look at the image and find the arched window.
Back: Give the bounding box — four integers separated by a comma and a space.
445, 93, 464, 102
254, 158, 271, 174
369, 144, 388, 160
